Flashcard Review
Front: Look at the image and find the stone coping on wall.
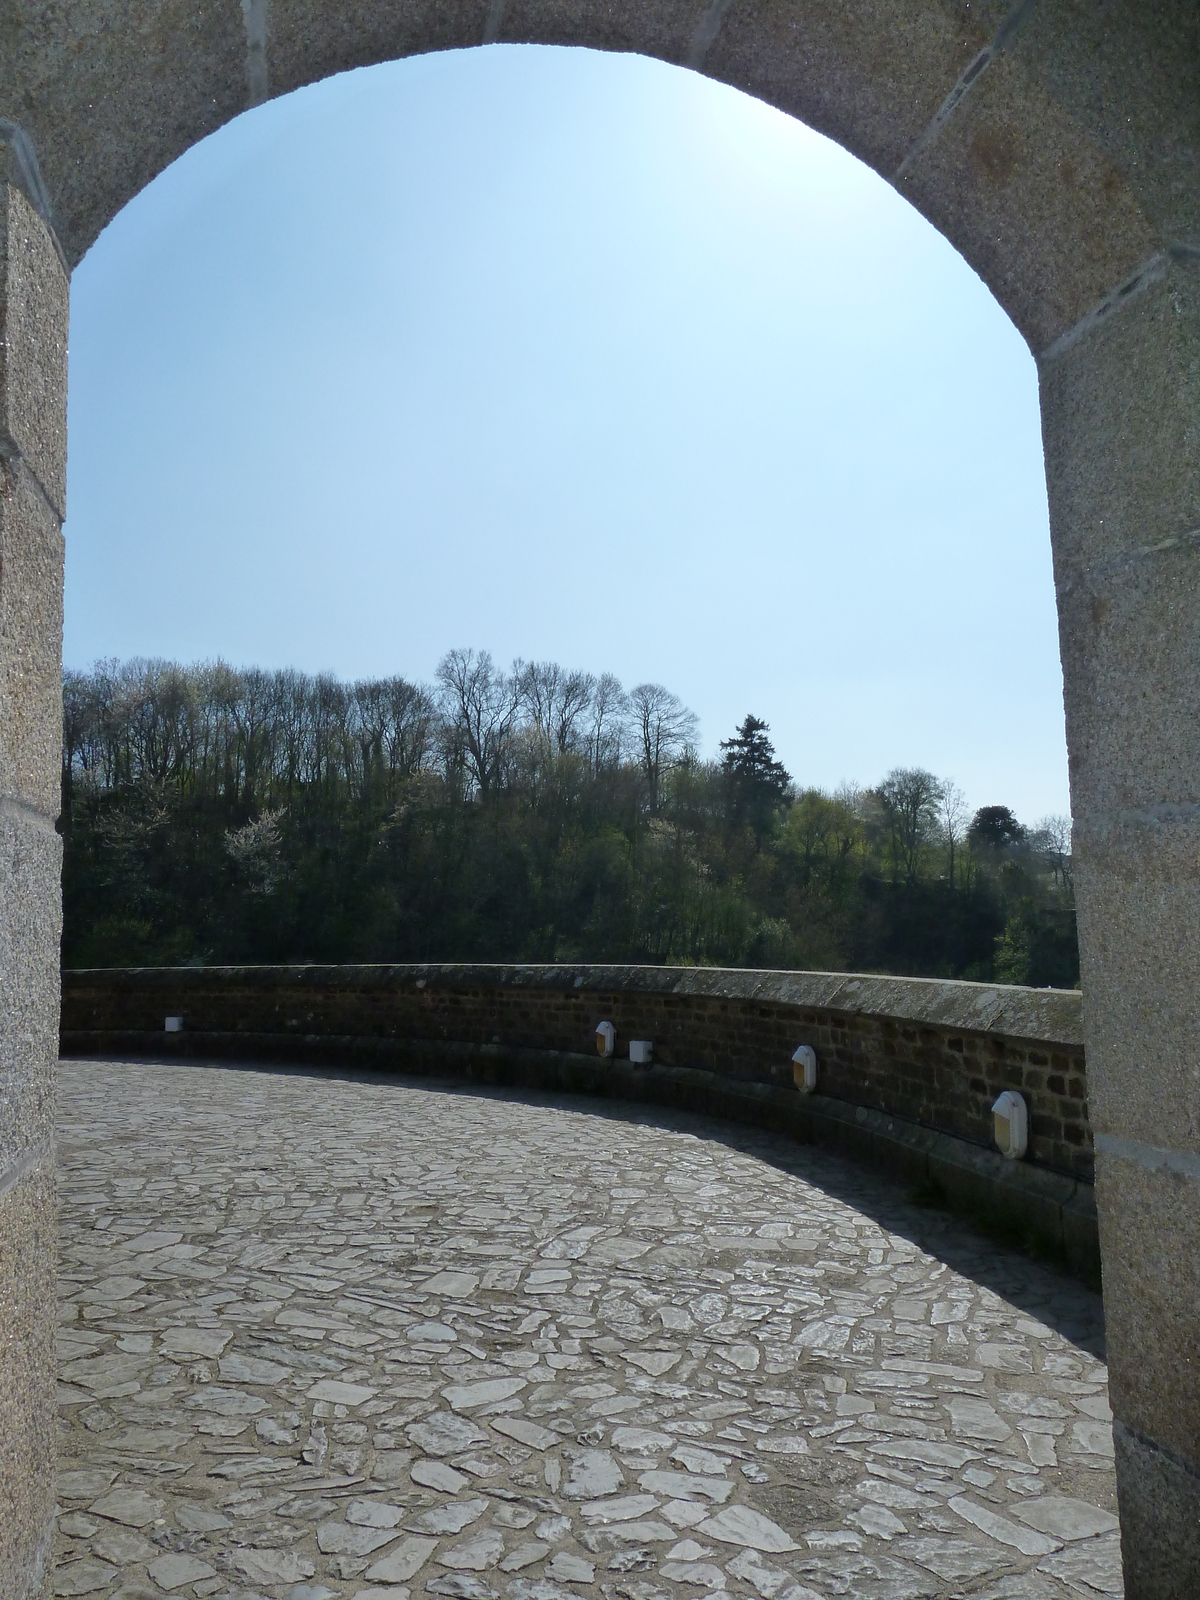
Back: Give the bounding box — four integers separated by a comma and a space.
62, 961, 1084, 1046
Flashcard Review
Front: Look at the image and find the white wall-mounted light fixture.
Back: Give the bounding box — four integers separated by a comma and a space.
792, 1044, 817, 1093
629, 1040, 653, 1065
165, 1016, 183, 1033
992, 1090, 1028, 1159
595, 1020, 615, 1058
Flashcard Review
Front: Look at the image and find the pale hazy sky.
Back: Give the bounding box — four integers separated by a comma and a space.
64, 44, 1069, 822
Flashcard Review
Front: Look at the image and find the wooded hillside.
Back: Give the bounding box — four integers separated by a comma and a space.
60, 654, 1078, 986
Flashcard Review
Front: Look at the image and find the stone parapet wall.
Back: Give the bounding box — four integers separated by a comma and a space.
60, 963, 1090, 1184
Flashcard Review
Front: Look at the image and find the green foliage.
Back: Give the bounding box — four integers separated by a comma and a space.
60, 657, 1079, 987
720, 715, 791, 843
994, 896, 1081, 989
969, 805, 1025, 853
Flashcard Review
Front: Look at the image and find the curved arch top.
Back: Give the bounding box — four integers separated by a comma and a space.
2, 1, 1195, 350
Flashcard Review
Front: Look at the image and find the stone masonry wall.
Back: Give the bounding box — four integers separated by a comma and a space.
60, 965, 1091, 1184
1, 170, 67, 1600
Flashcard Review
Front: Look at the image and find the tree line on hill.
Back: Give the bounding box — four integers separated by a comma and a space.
59, 653, 1079, 986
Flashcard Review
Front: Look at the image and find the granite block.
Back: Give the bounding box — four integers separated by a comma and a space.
0, 1152, 56, 1600
0, 184, 68, 519
1072, 811, 1200, 1156
896, 46, 1163, 351
1113, 1420, 1200, 1600
1039, 258, 1200, 577
0, 456, 64, 818
0, 801, 61, 1175
1011, 0, 1200, 251
1096, 1151, 1200, 1471
1056, 535, 1200, 819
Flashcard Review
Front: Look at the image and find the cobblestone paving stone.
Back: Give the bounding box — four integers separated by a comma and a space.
55, 1059, 1123, 1600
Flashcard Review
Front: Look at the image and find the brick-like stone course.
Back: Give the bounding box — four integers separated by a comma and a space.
60, 963, 1091, 1183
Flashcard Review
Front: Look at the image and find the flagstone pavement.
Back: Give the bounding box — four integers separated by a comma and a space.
54, 1058, 1123, 1600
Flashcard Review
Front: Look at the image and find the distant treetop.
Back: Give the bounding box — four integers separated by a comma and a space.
720, 715, 791, 795
969, 805, 1026, 852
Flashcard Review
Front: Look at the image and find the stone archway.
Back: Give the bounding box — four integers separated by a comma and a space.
2, 5, 1197, 1595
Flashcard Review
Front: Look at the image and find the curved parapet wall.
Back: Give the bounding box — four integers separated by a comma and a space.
61, 963, 1096, 1276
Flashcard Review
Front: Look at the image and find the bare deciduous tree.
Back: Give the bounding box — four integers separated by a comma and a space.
587, 672, 628, 777
436, 648, 521, 799
384, 679, 439, 778
272, 668, 310, 799
515, 660, 596, 757
1034, 813, 1074, 894
629, 683, 699, 813
938, 779, 969, 891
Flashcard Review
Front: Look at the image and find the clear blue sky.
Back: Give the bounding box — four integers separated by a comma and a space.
64, 44, 1069, 822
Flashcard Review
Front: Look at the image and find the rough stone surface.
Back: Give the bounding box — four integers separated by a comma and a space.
0, 177, 64, 1600
1009, 0, 1200, 252
53, 1058, 1121, 1598
496, 0, 699, 66
60, 964, 1094, 1182
1071, 813, 1200, 1157
0, 183, 68, 519
703, 0, 1000, 188
1041, 260, 1200, 817
0, 0, 1192, 294
0, 0, 248, 270
1043, 232, 1199, 1590
897, 46, 1164, 352
268, 0, 493, 106
0, 803, 61, 1176
1055, 540, 1200, 827
1094, 1153, 1200, 1469
0, 456, 66, 819
1040, 259, 1199, 578
1112, 1422, 1200, 1600
0, 1151, 57, 1600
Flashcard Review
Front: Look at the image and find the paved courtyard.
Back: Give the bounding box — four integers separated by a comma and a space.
54, 1059, 1123, 1600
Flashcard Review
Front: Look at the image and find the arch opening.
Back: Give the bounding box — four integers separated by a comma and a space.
61, 46, 1074, 983
2, 4, 1198, 1593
